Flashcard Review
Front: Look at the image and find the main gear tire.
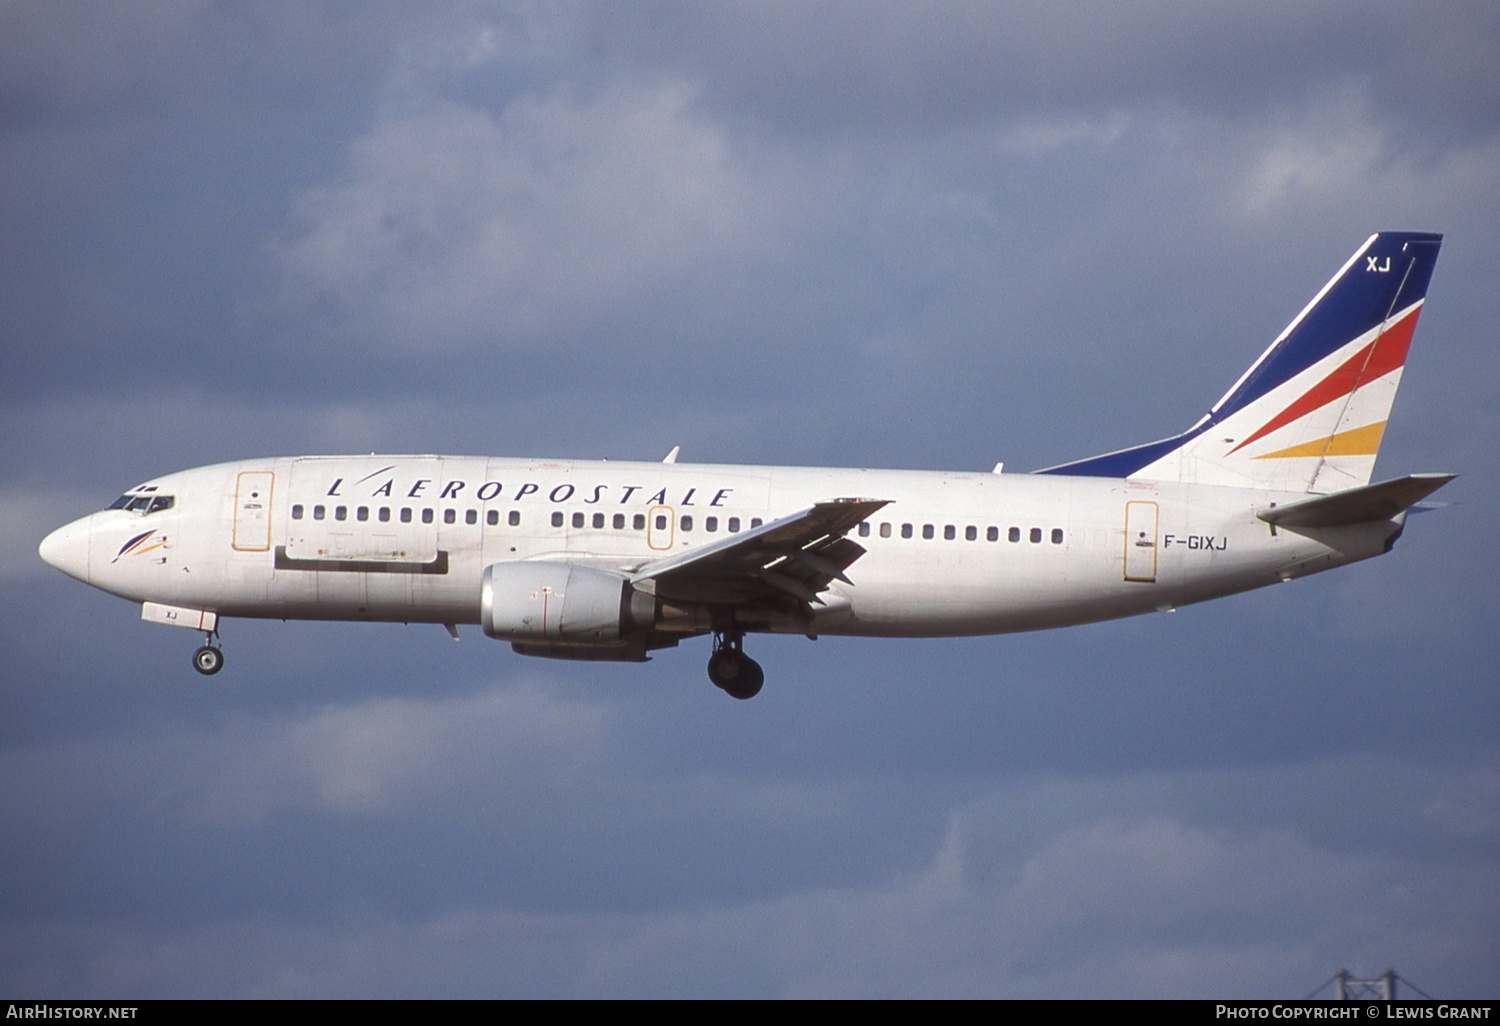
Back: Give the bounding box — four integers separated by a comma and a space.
708, 650, 763, 699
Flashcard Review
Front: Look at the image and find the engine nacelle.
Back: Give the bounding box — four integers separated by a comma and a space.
481, 561, 654, 645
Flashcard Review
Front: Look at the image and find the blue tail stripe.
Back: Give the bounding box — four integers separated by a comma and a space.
1211, 232, 1441, 422
1038, 429, 1204, 478
1038, 231, 1442, 480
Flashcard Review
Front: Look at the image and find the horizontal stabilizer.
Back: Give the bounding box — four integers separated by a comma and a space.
1257, 474, 1456, 529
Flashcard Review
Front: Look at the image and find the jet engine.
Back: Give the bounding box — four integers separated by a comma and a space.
481, 561, 659, 660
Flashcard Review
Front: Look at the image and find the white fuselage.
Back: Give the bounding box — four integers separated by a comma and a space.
41, 454, 1398, 641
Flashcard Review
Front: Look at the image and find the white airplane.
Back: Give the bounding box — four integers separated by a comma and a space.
40, 232, 1452, 699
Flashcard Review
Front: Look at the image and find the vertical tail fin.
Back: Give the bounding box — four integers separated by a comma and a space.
1040, 232, 1443, 493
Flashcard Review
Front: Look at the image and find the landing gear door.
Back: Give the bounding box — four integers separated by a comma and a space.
233, 471, 275, 551
1124, 500, 1158, 583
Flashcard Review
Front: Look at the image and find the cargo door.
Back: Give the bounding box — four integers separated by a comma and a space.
1123, 500, 1159, 583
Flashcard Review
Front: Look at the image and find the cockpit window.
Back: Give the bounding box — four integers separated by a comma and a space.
110, 493, 175, 514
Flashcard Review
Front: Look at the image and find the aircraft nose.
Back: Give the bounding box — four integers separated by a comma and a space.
39, 518, 91, 583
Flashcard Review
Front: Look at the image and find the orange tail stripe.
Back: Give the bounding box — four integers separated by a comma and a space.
1250, 421, 1387, 460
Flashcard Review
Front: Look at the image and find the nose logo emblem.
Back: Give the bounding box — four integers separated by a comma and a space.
114, 530, 163, 562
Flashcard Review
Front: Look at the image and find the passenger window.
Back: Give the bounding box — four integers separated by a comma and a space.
965, 525, 977, 541
593, 513, 605, 529
655, 514, 667, 530
291, 504, 304, 520
379, 508, 391, 523
613, 513, 625, 529
901, 523, 913, 539
313, 505, 325, 521
1008, 527, 1020, 542
400, 508, 412, 523
509, 511, 520, 527
572, 512, 584, 528
706, 517, 718, 532
880, 522, 891, 538
335, 506, 347, 521
986, 526, 998, 542
443, 509, 456, 524
728, 517, 741, 532
751, 518, 763, 528
633, 514, 646, 530
944, 525, 955, 540
858, 522, 870, 537
357, 506, 369, 522
486, 510, 498, 526
422, 509, 434, 524
465, 509, 477, 525
923, 524, 934, 540
1030, 527, 1042, 543
1052, 528, 1064, 545
681, 515, 693, 532
552, 512, 564, 528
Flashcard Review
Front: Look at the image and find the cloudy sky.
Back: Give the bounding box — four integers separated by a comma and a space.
3, 1, 1498, 998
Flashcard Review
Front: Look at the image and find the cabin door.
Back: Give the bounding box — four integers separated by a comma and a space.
233, 471, 275, 552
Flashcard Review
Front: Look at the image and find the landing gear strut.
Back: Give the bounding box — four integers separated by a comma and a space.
192, 630, 224, 676
707, 631, 763, 700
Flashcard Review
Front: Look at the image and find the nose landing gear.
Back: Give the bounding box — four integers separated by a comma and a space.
707, 631, 763, 700
192, 631, 224, 676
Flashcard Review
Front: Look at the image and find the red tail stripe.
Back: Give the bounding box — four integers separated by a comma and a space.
1227, 305, 1420, 455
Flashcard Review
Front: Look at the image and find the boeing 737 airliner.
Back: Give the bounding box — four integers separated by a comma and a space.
40, 232, 1452, 698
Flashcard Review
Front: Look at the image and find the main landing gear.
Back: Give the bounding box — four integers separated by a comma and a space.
192, 630, 224, 676
707, 631, 763, 700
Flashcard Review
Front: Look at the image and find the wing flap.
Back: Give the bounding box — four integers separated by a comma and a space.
632, 498, 889, 608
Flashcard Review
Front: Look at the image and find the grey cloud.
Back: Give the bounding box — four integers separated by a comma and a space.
5, 0, 1498, 999
276, 81, 800, 350
579, 1, 1500, 144
0, 2, 433, 125
3, 754, 1493, 997
0, 1, 207, 123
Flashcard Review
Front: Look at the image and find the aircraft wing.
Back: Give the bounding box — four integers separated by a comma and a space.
630, 498, 890, 608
